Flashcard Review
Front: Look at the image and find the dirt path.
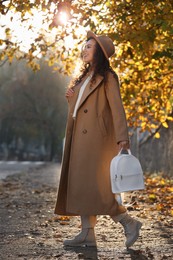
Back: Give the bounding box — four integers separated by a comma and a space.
0, 163, 172, 259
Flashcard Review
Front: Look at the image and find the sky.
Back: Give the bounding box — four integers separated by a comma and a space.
0, 6, 87, 53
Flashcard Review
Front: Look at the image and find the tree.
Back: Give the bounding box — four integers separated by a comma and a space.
0, 0, 173, 137
0, 59, 68, 160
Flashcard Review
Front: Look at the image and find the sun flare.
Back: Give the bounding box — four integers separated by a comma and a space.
0, 3, 90, 67
58, 11, 69, 25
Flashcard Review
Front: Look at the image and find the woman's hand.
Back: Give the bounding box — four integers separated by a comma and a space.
118, 140, 130, 151
65, 88, 74, 100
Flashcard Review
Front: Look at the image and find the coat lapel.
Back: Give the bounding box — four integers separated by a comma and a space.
77, 74, 104, 110
68, 81, 83, 112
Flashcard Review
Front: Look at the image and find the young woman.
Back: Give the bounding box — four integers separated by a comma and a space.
54, 31, 142, 248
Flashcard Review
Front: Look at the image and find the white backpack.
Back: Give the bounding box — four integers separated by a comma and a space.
110, 149, 145, 194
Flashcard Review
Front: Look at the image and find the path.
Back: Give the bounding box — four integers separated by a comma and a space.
0, 161, 45, 180
0, 163, 172, 259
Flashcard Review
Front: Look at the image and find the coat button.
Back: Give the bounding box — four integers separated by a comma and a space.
84, 109, 88, 113
83, 129, 87, 134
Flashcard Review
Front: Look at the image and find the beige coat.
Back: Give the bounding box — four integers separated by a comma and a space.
55, 71, 129, 216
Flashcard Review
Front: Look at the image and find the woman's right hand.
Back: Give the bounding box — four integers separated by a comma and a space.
65, 88, 74, 100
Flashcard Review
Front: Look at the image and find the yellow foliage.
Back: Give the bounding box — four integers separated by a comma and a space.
162, 122, 169, 128
154, 132, 160, 138
170, 209, 173, 217
0, 0, 172, 134
149, 194, 157, 200
151, 124, 158, 129
168, 187, 173, 192
145, 175, 173, 217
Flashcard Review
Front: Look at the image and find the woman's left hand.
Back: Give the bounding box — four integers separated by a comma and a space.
65, 88, 74, 100
118, 140, 130, 151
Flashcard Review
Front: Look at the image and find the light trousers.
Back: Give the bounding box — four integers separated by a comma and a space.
81, 213, 126, 229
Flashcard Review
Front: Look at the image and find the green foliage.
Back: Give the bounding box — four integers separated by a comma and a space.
0, 0, 173, 135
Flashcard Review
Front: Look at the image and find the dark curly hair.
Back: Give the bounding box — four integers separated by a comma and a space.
69, 37, 118, 88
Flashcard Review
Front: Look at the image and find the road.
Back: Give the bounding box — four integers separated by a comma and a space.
0, 161, 45, 179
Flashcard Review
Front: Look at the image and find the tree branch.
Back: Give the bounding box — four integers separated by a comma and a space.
0, 58, 8, 67
139, 123, 162, 147
1, 0, 13, 15
137, 114, 173, 148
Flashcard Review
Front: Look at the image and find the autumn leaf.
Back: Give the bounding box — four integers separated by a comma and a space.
162, 122, 169, 128
143, 175, 173, 217
154, 132, 160, 138
149, 194, 157, 200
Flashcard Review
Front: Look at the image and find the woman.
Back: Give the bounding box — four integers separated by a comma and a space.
54, 31, 142, 248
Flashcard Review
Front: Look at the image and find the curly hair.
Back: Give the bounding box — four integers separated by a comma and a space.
69, 37, 118, 89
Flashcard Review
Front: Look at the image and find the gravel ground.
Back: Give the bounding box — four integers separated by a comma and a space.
0, 163, 172, 260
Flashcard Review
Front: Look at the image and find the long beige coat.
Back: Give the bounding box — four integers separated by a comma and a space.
55, 71, 129, 216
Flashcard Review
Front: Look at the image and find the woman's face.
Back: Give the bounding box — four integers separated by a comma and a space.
82, 39, 96, 65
